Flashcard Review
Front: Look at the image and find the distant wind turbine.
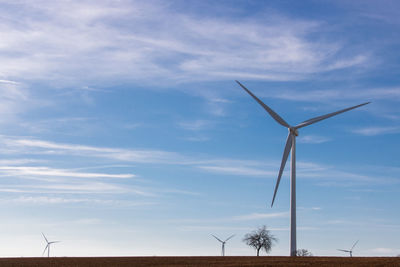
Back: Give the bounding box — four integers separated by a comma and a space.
42, 233, 60, 257
212, 234, 235, 256
338, 240, 359, 257
236, 81, 369, 257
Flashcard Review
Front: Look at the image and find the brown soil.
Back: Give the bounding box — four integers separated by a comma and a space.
0, 256, 399, 267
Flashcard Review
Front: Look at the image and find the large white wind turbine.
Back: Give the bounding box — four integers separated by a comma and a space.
42, 233, 60, 257
338, 240, 359, 257
236, 81, 369, 257
212, 234, 235, 256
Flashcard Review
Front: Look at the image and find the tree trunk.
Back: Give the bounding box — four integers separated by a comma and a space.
257, 247, 260, 256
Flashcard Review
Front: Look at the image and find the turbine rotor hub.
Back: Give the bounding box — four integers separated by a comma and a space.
289, 127, 299, 136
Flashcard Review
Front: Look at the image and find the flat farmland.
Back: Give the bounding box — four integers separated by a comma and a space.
0, 256, 399, 267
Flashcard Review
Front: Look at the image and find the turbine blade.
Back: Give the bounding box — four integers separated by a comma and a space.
42, 244, 49, 256
271, 133, 293, 207
224, 235, 235, 242
337, 249, 350, 252
236, 81, 290, 128
211, 234, 223, 243
295, 102, 370, 129
351, 240, 359, 251
42, 232, 49, 243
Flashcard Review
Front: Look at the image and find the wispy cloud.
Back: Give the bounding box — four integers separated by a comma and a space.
198, 157, 398, 185
0, 0, 370, 87
298, 135, 331, 144
184, 136, 210, 142
298, 206, 322, 211
0, 79, 19, 85
0, 159, 43, 165
18, 117, 94, 135
0, 196, 156, 206
352, 126, 400, 136
0, 166, 134, 179
195, 158, 278, 177
2, 137, 185, 164
233, 212, 288, 221
179, 225, 251, 232
178, 120, 212, 131
0, 81, 30, 122
0, 182, 135, 194
1, 136, 396, 186
263, 87, 400, 104
198, 165, 275, 177
367, 247, 400, 255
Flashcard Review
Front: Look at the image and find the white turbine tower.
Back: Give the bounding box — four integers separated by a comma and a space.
42, 233, 60, 257
212, 234, 235, 256
338, 240, 359, 257
236, 81, 369, 257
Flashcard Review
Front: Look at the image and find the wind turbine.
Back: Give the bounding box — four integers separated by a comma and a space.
236, 81, 369, 256
338, 240, 359, 257
212, 234, 235, 256
42, 233, 60, 257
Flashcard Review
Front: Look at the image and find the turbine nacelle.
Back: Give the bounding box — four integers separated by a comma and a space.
289, 127, 299, 136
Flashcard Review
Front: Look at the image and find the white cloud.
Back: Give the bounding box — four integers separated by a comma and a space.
179, 225, 251, 232
367, 247, 400, 255
0, 183, 130, 194
0, 79, 19, 85
0, 82, 29, 122
0, 0, 370, 87
1, 136, 395, 186
22, 182, 149, 195
264, 87, 400, 104
198, 157, 398, 185
2, 137, 185, 164
352, 126, 400, 136
0, 159, 42, 165
15, 182, 129, 194
178, 120, 212, 131
198, 165, 275, 177
184, 136, 210, 142
0, 196, 156, 206
233, 212, 288, 221
324, 54, 369, 70
19, 117, 94, 134
298, 206, 322, 211
0, 166, 134, 179
298, 135, 331, 144
3, 196, 100, 204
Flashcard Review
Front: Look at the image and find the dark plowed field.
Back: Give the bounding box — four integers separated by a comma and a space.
0, 256, 399, 266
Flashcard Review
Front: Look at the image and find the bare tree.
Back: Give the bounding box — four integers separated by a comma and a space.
296, 249, 313, 256
243, 225, 278, 256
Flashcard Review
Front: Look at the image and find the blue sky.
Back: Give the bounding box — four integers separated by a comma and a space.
0, 0, 399, 257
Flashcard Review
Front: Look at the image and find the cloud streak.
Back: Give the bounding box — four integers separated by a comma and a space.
1, 136, 396, 188
0, 0, 370, 87
0, 166, 134, 179
352, 126, 400, 136
0, 196, 156, 207
298, 135, 331, 144
198, 165, 275, 177
233, 211, 289, 221
2, 137, 185, 164
262, 87, 400, 103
